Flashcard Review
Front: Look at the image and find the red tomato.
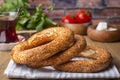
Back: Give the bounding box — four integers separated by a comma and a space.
61, 15, 78, 23
75, 10, 92, 23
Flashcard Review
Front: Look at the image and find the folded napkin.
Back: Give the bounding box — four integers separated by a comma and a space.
4, 60, 120, 79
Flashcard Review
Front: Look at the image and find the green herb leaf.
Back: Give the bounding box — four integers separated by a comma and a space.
36, 17, 45, 32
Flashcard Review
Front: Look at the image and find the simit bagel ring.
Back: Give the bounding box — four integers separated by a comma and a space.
27, 35, 87, 68
11, 27, 74, 65
54, 46, 112, 72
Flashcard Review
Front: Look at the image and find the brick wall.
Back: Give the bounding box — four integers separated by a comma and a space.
28, 0, 120, 24
0, 0, 120, 24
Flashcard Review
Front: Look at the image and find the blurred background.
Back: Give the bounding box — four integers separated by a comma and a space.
28, 0, 120, 24
0, 0, 120, 25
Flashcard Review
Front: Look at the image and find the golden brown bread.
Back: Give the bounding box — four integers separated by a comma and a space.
10, 27, 112, 73
11, 27, 74, 65
27, 35, 86, 68
54, 46, 112, 72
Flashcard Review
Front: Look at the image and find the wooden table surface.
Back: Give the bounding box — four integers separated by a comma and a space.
0, 36, 120, 80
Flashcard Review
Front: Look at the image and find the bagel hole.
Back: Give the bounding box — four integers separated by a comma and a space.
71, 57, 94, 61
70, 49, 96, 61
81, 49, 96, 56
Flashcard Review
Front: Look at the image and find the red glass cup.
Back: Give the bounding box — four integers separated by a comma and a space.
0, 12, 18, 43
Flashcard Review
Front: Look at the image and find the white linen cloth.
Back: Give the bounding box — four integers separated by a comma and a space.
4, 60, 120, 79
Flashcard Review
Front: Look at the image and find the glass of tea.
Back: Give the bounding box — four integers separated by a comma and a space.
0, 12, 18, 43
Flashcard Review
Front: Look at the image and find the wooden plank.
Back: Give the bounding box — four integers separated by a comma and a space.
16, 30, 36, 34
